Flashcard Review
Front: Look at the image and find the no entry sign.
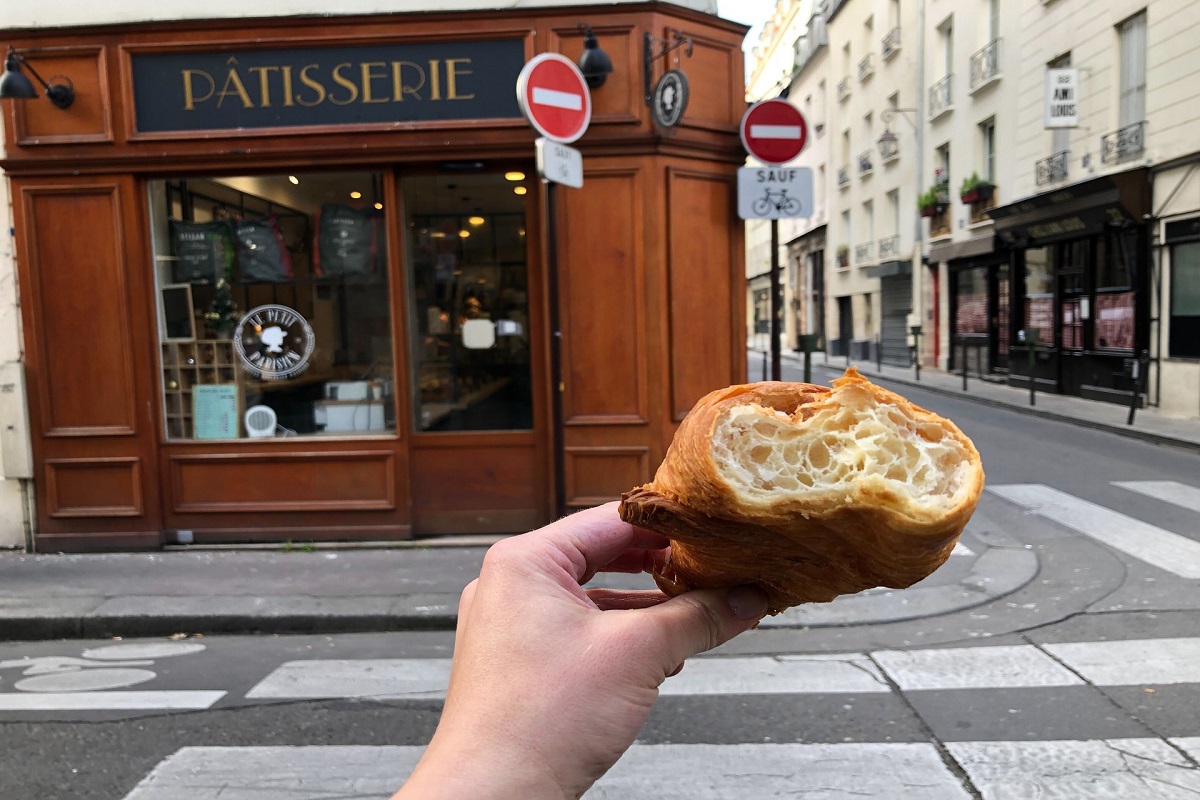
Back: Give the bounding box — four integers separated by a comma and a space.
740, 99, 808, 165
516, 53, 592, 144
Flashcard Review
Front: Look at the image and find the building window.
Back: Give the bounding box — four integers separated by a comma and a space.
980, 118, 996, 182
936, 143, 951, 185
1023, 246, 1054, 345
1118, 11, 1147, 129
753, 288, 771, 335
1170, 241, 1200, 358
150, 174, 395, 441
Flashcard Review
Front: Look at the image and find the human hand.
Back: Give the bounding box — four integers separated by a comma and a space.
393, 502, 769, 799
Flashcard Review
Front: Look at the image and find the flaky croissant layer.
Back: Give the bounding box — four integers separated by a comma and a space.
619, 368, 984, 613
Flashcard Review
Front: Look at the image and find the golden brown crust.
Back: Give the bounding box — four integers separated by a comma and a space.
618, 368, 984, 614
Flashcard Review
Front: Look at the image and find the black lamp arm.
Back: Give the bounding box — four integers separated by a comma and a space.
6, 48, 75, 108
643, 29, 693, 104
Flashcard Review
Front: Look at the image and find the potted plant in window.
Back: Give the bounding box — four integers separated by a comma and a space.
836, 244, 850, 267
959, 172, 995, 205
204, 279, 240, 340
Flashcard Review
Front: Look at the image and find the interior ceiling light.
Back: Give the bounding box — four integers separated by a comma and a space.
514, 186, 528, 196
459, 230, 471, 238
505, 171, 526, 182
288, 176, 300, 185
468, 215, 485, 226
350, 191, 362, 199
374, 202, 383, 210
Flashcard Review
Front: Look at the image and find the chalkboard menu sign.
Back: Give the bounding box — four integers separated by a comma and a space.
170, 220, 234, 284
316, 204, 378, 277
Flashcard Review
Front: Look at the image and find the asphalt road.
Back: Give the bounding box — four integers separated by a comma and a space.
3, 369, 1200, 799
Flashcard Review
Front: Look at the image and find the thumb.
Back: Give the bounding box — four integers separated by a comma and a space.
638, 585, 770, 671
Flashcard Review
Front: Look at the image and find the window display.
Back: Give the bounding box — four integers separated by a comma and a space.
1023, 247, 1054, 345
403, 173, 533, 432
150, 173, 395, 440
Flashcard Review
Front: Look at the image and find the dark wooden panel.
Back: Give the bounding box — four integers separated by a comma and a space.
14, 46, 113, 145
548, 24, 640, 125
45, 458, 143, 518
411, 439, 538, 515
22, 185, 138, 436
560, 169, 648, 425
171, 451, 395, 512
565, 446, 650, 507
668, 168, 738, 421
673, 29, 743, 133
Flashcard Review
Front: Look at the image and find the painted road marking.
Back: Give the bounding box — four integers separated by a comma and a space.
989, 483, 1200, 579
749, 123, 804, 139
951, 542, 974, 556
659, 654, 889, 696
532, 86, 583, 110
0, 690, 224, 711
1043, 638, 1200, 686
947, 738, 1200, 799
1113, 480, 1200, 514
872, 644, 1083, 691
123, 743, 970, 799
245, 659, 451, 700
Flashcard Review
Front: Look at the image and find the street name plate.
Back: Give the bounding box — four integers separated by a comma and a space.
536, 138, 584, 188
737, 166, 814, 220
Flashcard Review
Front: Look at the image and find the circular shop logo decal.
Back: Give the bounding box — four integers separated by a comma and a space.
234, 304, 316, 381
652, 69, 689, 129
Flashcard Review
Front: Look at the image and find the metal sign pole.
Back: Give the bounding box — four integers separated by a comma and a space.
546, 181, 566, 519
770, 219, 782, 381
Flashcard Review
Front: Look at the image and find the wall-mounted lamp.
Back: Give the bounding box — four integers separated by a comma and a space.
643, 29, 693, 105
577, 25, 613, 89
876, 107, 917, 159
0, 47, 75, 108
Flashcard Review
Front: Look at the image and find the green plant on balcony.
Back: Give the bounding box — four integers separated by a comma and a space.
918, 181, 949, 218
959, 171, 995, 204
836, 244, 850, 267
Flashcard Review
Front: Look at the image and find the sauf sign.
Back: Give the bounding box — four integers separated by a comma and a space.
130, 40, 525, 133
1045, 68, 1080, 129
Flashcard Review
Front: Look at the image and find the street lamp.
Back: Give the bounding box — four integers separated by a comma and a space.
876, 107, 917, 160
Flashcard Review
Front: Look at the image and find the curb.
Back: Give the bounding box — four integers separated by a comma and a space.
800, 359, 1200, 456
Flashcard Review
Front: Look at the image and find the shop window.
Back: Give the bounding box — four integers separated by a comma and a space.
955, 268, 988, 335
402, 174, 533, 432
1170, 241, 1200, 358
1094, 230, 1136, 351
1023, 246, 1054, 345
150, 174, 395, 441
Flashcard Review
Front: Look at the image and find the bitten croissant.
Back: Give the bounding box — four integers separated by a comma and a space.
619, 368, 984, 614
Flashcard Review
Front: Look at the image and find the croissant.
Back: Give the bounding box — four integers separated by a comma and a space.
619, 368, 984, 614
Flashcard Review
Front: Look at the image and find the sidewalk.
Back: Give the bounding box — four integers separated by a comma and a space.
776, 350, 1200, 454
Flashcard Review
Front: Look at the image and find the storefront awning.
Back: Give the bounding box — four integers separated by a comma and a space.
989, 168, 1151, 248
927, 232, 997, 264
866, 260, 911, 278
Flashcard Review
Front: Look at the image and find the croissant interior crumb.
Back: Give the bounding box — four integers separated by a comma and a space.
711, 380, 972, 510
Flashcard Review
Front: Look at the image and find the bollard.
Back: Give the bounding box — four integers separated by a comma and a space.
909, 325, 923, 382
962, 342, 969, 391
802, 334, 815, 384
1127, 349, 1148, 426
1025, 330, 1038, 406
876, 334, 883, 372
762, 349, 769, 382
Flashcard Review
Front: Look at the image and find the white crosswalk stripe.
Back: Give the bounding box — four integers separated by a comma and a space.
124, 739, 1200, 799
989, 483, 1200, 579
1113, 480, 1200, 514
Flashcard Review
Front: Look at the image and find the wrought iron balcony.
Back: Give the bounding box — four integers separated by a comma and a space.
969, 39, 1000, 91
1036, 151, 1069, 186
837, 166, 850, 189
1101, 121, 1145, 164
881, 27, 901, 61
858, 150, 874, 176
858, 53, 875, 83
855, 242, 874, 264
878, 234, 900, 260
837, 76, 851, 102
928, 75, 953, 120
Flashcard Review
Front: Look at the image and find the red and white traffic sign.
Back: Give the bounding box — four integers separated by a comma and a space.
740, 99, 808, 166
516, 53, 592, 144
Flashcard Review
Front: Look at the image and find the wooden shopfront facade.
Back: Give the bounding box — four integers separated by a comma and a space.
0, 4, 748, 551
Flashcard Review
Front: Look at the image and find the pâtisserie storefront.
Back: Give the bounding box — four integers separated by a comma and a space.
1, 5, 748, 551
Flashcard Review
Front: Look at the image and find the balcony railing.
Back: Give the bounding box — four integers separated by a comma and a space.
837, 166, 851, 189
882, 27, 901, 61
878, 234, 900, 260
837, 76, 851, 102
969, 39, 1000, 91
858, 53, 875, 83
858, 150, 874, 176
855, 243, 874, 264
928, 75, 953, 120
1101, 121, 1145, 164
1036, 151, 1070, 186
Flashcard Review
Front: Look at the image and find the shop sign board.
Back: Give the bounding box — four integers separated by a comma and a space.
536, 138, 584, 188
737, 166, 813, 220
516, 53, 592, 144
740, 99, 808, 166
1045, 68, 1079, 128
130, 39, 526, 133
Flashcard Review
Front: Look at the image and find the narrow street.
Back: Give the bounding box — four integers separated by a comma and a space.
2, 363, 1199, 798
